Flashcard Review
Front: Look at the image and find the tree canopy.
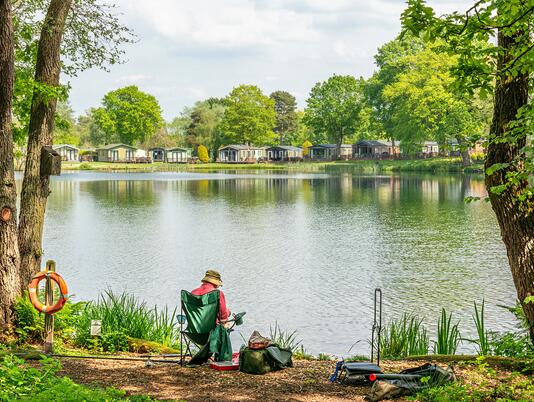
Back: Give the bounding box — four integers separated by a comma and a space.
270, 90, 298, 145
220, 85, 276, 146
93, 86, 163, 146
303, 75, 365, 148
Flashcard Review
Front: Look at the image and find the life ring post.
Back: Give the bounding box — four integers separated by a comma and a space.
44, 260, 56, 354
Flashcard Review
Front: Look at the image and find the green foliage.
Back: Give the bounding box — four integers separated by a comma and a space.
472, 300, 490, 356
93, 86, 164, 146
13, 292, 85, 344
292, 345, 314, 360
488, 332, 533, 358
270, 90, 298, 145
182, 99, 226, 153
379, 313, 429, 358
269, 323, 302, 353
197, 145, 209, 163
220, 85, 276, 146
0, 355, 155, 401
303, 75, 365, 146
435, 308, 461, 355
413, 357, 534, 402
401, 0, 534, 208
74, 290, 180, 351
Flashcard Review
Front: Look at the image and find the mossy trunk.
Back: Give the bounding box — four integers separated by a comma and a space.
485, 30, 534, 343
0, 0, 21, 332
18, 0, 72, 288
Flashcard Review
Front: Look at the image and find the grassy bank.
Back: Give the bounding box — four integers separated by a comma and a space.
61, 158, 484, 174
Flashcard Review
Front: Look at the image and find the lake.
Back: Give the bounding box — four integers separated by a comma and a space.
40, 170, 517, 356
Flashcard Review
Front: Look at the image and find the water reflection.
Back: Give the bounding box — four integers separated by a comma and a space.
42, 172, 515, 355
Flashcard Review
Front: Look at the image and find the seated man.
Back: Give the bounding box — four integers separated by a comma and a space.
191, 269, 231, 326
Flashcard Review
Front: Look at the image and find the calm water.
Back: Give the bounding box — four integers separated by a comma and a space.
39, 171, 517, 356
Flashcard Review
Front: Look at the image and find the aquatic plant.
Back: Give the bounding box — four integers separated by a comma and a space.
74, 290, 180, 351
379, 313, 429, 358
472, 300, 490, 356
269, 322, 302, 352
434, 308, 461, 355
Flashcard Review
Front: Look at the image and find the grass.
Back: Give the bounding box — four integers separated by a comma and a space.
74, 290, 181, 352
380, 313, 430, 359
61, 157, 484, 174
0, 354, 157, 401
434, 308, 461, 355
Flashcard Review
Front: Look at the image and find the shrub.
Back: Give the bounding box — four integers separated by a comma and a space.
489, 332, 533, 358
78, 162, 92, 170
197, 145, 209, 163
14, 292, 85, 343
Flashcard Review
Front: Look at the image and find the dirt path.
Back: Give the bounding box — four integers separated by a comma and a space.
58, 358, 419, 402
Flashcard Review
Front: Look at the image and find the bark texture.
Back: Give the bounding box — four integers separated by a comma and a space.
18, 0, 72, 288
485, 30, 534, 342
0, 0, 21, 331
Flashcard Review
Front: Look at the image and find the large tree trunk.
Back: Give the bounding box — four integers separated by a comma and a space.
0, 0, 21, 331
456, 135, 472, 167
485, 30, 534, 342
18, 0, 72, 288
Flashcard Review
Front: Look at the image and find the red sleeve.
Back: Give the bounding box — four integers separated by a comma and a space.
219, 290, 231, 321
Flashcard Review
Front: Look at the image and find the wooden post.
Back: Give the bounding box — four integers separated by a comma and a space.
43, 260, 56, 354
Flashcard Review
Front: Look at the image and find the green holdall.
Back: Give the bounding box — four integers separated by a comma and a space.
239, 344, 293, 375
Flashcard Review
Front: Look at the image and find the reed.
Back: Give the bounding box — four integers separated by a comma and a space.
269, 322, 302, 352
473, 300, 490, 355
379, 313, 429, 358
434, 308, 461, 355
74, 290, 180, 349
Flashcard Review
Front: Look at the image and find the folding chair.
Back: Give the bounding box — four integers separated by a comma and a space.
179, 289, 222, 366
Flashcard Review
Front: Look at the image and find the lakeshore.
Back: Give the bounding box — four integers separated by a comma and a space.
59, 157, 484, 174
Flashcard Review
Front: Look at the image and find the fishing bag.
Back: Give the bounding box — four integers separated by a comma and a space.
239, 344, 293, 375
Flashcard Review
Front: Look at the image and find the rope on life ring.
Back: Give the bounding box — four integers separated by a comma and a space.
28, 271, 69, 314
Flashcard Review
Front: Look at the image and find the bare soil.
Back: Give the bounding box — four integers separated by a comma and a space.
57, 358, 427, 402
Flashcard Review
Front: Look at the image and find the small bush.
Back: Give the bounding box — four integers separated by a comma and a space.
489, 332, 533, 358
197, 145, 209, 163
78, 162, 92, 170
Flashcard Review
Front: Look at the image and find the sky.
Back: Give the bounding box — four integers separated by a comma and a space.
66, 0, 469, 120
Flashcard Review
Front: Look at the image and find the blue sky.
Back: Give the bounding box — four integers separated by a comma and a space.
66, 0, 468, 120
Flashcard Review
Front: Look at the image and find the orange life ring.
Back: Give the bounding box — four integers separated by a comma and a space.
28, 271, 69, 314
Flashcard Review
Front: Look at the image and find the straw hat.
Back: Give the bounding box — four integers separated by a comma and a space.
201, 270, 223, 287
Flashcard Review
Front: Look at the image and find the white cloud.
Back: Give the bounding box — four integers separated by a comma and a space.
116, 74, 151, 83
124, 0, 318, 48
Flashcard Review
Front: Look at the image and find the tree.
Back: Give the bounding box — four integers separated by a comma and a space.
54, 101, 81, 146
220, 85, 276, 146
270, 90, 298, 145
303, 75, 365, 155
365, 36, 425, 147
402, 0, 534, 342
93, 86, 163, 146
197, 144, 209, 163
0, 0, 21, 330
184, 100, 225, 155
0, 0, 132, 330
381, 45, 489, 164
